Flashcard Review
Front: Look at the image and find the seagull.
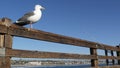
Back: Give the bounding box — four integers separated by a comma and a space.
14, 5, 45, 28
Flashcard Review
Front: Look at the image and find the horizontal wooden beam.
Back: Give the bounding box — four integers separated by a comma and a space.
98, 56, 120, 60
6, 24, 119, 51
6, 49, 120, 60
6, 49, 96, 59
0, 21, 119, 51
8, 25, 97, 48
98, 56, 116, 59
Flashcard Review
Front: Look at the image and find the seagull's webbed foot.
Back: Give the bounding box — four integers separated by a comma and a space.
27, 28, 31, 31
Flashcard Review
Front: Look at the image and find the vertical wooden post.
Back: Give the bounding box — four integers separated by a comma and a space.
105, 50, 109, 65
0, 35, 4, 48
116, 46, 120, 65
0, 35, 12, 68
90, 48, 98, 67
0, 34, 5, 67
111, 50, 114, 65
0, 18, 12, 68
5, 35, 12, 68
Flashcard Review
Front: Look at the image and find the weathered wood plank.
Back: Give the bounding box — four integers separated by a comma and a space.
0, 35, 4, 48
0, 25, 7, 33
6, 49, 96, 59
6, 24, 120, 51
0, 18, 12, 68
4, 34, 13, 48
0, 34, 12, 68
0, 18, 12, 27
8, 25, 97, 48
0, 18, 119, 51
0, 18, 11, 34
98, 56, 116, 59
4, 35, 12, 68
6, 48, 120, 60
0, 57, 11, 68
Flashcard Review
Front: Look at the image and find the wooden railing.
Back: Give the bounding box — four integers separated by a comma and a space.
0, 18, 120, 68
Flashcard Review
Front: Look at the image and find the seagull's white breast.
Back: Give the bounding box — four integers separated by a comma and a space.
27, 10, 42, 23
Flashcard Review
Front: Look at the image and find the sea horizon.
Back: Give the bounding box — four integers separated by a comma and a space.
11, 64, 116, 68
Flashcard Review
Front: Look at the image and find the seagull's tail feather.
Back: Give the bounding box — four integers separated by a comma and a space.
14, 21, 29, 26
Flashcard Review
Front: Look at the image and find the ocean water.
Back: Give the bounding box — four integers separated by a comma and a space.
11, 65, 92, 68
11, 64, 113, 68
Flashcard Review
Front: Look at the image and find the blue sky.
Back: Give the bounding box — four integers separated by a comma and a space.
0, 0, 120, 55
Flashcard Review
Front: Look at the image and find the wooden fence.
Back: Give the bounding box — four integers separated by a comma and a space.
0, 18, 120, 68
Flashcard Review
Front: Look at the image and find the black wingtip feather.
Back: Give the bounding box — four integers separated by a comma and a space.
14, 22, 29, 26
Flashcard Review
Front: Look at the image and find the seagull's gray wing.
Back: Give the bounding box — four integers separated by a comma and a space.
14, 12, 35, 26
18, 12, 34, 22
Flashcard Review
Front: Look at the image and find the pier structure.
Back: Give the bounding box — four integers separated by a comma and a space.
0, 18, 120, 68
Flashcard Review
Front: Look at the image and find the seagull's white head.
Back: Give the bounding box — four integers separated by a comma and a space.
35, 5, 45, 10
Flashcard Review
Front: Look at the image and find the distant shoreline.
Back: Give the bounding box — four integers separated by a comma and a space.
11, 64, 90, 67
11, 64, 119, 68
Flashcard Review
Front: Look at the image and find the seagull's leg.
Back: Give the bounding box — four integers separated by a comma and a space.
30, 22, 33, 29
28, 22, 33, 31
30, 23, 33, 28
